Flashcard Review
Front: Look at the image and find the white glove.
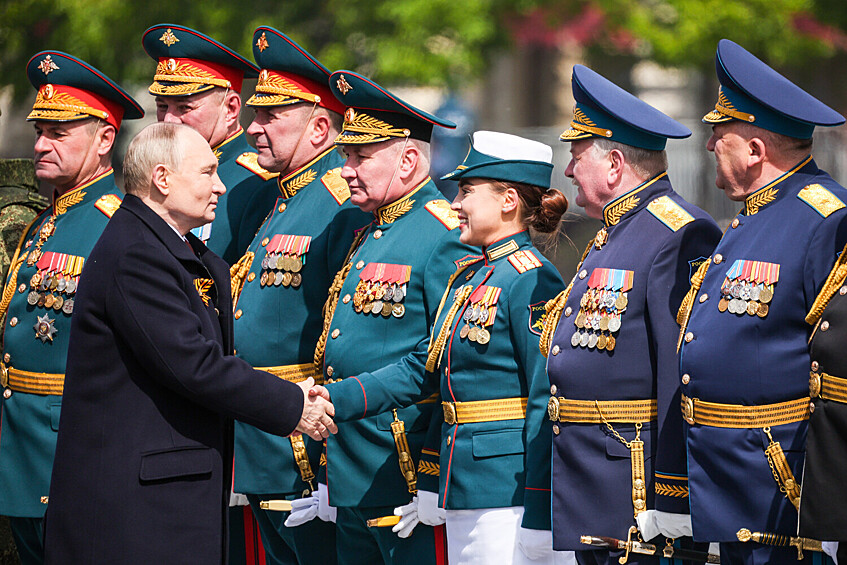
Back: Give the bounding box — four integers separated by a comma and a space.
417, 490, 446, 526
284, 492, 319, 527
635, 510, 692, 541
392, 497, 420, 538
823, 542, 839, 564
316, 483, 336, 523
518, 527, 553, 560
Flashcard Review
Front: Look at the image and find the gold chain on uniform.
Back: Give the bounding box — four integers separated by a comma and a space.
595, 401, 647, 518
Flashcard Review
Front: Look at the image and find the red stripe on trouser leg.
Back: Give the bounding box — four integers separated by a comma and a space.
434, 524, 448, 565
242, 506, 267, 565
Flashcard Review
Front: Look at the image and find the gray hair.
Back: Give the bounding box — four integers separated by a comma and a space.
591, 138, 668, 180
123, 122, 191, 195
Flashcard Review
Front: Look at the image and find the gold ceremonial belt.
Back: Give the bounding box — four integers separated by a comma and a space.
442, 397, 527, 425
1, 363, 64, 395
255, 362, 323, 385
681, 394, 811, 428
547, 397, 657, 423
810, 371, 847, 404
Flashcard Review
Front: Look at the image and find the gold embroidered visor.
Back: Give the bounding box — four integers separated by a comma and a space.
703, 87, 755, 124
149, 57, 243, 97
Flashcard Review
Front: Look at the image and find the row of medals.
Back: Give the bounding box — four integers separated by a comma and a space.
26, 271, 76, 315
260, 253, 303, 288
459, 301, 491, 344
352, 281, 406, 318
718, 280, 773, 318
571, 289, 628, 351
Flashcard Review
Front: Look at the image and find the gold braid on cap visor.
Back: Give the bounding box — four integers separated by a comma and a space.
704, 88, 755, 123
247, 70, 321, 106
153, 59, 232, 89
338, 108, 410, 144
28, 87, 108, 121
560, 107, 613, 140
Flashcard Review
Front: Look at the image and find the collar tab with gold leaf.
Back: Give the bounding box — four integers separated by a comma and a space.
54, 169, 114, 215
374, 179, 428, 225
277, 147, 338, 199
602, 172, 667, 227
743, 155, 812, 216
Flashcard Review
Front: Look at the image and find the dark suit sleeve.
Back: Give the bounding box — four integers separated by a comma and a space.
107, 241, 304, 436
649, 218, 721, 513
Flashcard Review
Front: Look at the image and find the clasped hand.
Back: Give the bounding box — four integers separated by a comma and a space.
294, 378, 336, 440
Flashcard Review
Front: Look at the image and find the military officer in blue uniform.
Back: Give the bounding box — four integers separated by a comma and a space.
0, 51, 143, 565
230, 26, 371, 565
678, 39, 847, 565
321, 131, 572, 564
306, 70, 473, 565
143, 24, 279, 264
542, 65, 721, 565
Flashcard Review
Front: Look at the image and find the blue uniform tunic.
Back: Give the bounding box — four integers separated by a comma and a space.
545, 173, 721, 551
680, 157, 847, 542
0, 170, 122, 518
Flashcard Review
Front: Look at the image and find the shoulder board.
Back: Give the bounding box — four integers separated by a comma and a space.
235, 152, 279, 181
508, 249, 543, 273
455, 254, 484, 269
94, 194, 122, 218
646, 196, 694, 232
321, 168, 351, 205
798, 184, 846, 218
424, 200, 460, 230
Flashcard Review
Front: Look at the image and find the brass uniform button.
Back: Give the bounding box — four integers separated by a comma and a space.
810, 402, 816, 413
234, 309, 243, 320
699, 294, 709, 303
17, 284, 25, 293
550, 385, 557, 395
551, 345, 560, 356
564, 307, 572, 317
731, 218, 740, 229
841, 286, 847, 296
278, 203, 287, 213
811, 360, 819, 371
331, 329, 340, 339
374, 230, 383, 240
3, 389, 11, 399
552, 425, 560, 435
682, 374, 690, 385
9, 317, 17, 327
3, 353, 9, 363
343, 294, 351, 304
262, 237, 270, 247
356, 260, 365, 270
821, 320, 830, 331
714, 254, 723, 264
446, 435, 451, 445
684, 332, 694, 343
326, 366, 334, 377
578, 270, 587, 280
247, 272, 256, 282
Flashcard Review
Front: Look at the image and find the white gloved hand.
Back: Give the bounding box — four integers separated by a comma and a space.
316, 483, 336, 523
823, 542, 839, 564
392, 497, 420, 538
417, 490, 446, 526
518, 527, 553, 560
284, 492, 319, 527
636, 510, 693, 540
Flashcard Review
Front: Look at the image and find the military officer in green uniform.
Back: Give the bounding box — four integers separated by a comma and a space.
302, 70, 473, 565
0, 51, 143, 565
143, 24, 279, 264
230, 27, 370, 565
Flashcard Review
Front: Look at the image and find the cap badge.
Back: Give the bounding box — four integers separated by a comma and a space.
344, 108, 356, 122
38, 55, 59, 76
258, 69, 269, 85
160, 28, 180, 47
336, 74, 353, 95
42, 84, 55, 100
256, 32, 270, 52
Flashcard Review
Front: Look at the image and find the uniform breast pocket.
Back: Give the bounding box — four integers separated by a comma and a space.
49, 402, 61, 431
139, 446, 213, 483
471, 428, 525, 459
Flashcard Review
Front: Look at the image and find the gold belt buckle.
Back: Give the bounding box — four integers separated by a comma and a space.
442, 401, 458, 425
0, 363, 8, 389
682, 396, 695, 425
547, 396, 560, 422
809, 371, 822, 398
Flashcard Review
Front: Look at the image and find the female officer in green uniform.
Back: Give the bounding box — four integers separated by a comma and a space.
324, 131, 572, 564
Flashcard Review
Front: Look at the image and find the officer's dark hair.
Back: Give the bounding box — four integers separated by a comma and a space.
489, 180, 568, 248
123, 123, 187, 195
592, 139, 668, 180
736, 123, 814, 155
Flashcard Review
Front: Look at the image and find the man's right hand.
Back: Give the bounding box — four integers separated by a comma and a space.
295, 377, 337, 440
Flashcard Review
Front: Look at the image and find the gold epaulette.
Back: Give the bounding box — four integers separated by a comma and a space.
236, 152, 279, 181
797, 184, 846, 218
94, 194, 122, 218
676, 257, 712, 352
539, 238, 594, 357
321, 167, 351, 205
508, 249, 542, 273
807, 242, 847, 325
425, 200, 460, 230
646, 196, 694, 232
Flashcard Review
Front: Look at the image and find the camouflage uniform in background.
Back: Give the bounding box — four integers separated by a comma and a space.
0, 159, 48, 293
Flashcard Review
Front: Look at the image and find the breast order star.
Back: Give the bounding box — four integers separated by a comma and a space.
34, 313, 57, 343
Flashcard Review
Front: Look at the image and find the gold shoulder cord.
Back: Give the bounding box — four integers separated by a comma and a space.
676, 258, 712, 352
230, 251, 255, 308
540, 238, 594, 357
391, 409, 418, 494
425, 268, 474, 372
806, 241, 847, 325
314, 228, 369, 370
0, 217, 38, 321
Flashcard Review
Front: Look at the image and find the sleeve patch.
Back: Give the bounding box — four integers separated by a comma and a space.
528, 301, 547, 336
646, 196, 694, 231
508, 249, 542, 273
236, 152, 279, 181
424, 199, 460, 230
321, 168, 351, 205
454, 254, 484, 269
94, 194, 122, 218
798, 184, 846, 218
